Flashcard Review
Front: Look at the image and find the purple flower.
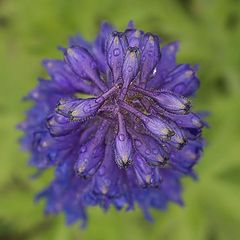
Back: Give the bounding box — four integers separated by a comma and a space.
19, 21, 206, 226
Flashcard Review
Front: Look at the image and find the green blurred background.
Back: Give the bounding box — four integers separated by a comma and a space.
0, 0, 240, 239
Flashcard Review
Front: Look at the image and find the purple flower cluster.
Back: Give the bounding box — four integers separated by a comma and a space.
19, 21, 205, 226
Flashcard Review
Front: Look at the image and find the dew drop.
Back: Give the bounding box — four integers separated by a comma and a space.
83, 105, 91, 113
127, 66, 133, 72
145, 149, 151, 155
99, 166, 105, 176
113, 48, 120, 56
177, 120, 182, 125
116, 61, 122, 67
118, 134, 125, 141
80, 146, 87, 153
173, 83, 185, 93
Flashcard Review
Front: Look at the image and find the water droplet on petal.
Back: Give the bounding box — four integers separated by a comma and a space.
83, 105, 90, 113
177, 120, 182, 125
145, 149, 151, 155
118, 134, 125, 141
80, 146, 87, 153
98, 166, 105, 176
127, 66, 133, 72
113, 48, 120, 56
174, 83, 185, 93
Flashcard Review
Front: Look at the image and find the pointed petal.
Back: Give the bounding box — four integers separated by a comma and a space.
133, 87, 191, 114
143, 116, 175, 141
139, 33, 161, 87
126, 20, 135, 30
68, 98, 102, 120
94, 133, 125, 197
93, 22, 115, 72
147, 41, 179, 88
154, 91, 191, 114
64, 46, 107, 91
68, 33, 91, 50
106, 31, 127, 82
167, 122, 187, 149
75, 121, 109, 178
133, 134, 168, 166
163, 64, 200, 97
122, 47, 141, 82
120, 47, 141, 99
114, 112, 133, 168
125, 29, 144, 47
55, 97, 81, 117
119, 101, 174, 140
158, 41, 179, 77
165, 112, 204, 129
46, 113, 79, 137
170, 139, 203, 175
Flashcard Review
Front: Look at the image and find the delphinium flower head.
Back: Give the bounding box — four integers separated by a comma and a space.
19, 21, 206, 226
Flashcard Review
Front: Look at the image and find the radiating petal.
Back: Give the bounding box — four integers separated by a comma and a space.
132, 133, 168, 166
163, 64, 200, 97
106, 31, 127, 82
139, 33, 161, 87
93, 22, 114, 72
119, 47, 141, 99
114, 112, 133, 167
46, 113, 80, 137
75, 121, 109, 178
124, 29, 144, 47
64, 46, 107, 91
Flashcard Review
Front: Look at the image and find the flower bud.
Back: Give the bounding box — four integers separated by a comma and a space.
106, 31, 127, 82
65, 46, 107, 91
115, 113, 133, 167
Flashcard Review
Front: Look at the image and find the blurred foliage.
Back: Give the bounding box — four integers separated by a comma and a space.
0, 0, 240, 239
